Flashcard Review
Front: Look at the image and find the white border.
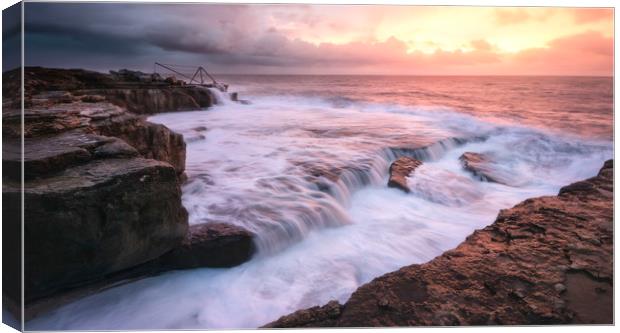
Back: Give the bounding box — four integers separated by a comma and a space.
0, 1, 617, 333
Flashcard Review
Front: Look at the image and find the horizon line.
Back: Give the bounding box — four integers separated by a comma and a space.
9, 66, 613, 78
210, 73, 614, 78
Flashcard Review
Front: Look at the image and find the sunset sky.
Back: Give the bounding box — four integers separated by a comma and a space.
18, 3, 614, 75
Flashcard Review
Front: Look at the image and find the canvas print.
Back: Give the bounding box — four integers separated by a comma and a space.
1, 1, 614, 330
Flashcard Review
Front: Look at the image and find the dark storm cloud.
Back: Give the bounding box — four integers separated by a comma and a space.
23, 2, 289, 71
23, 2, 393, 73
3, 2, 21, 71
144, 28, 227, 55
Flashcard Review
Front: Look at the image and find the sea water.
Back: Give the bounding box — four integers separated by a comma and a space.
27, 76, 613, 329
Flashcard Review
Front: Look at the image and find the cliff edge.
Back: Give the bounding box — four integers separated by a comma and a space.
2, 67, 250, 319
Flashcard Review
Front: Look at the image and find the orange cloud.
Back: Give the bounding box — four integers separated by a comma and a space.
573, 8, 614, 24
257, 30, 612, 76
470, 39, 493, 51
509, 31, 613, 75
494, 8, 531, 25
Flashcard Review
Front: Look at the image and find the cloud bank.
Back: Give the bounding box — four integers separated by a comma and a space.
23, 3, 613, 75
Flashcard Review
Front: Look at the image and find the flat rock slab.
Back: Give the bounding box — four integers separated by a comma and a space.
387, 157, 423, 193
158, 222, 256, 269
266, 160, 613, 327
3, 130, 142, 181
4, 158, 188, 302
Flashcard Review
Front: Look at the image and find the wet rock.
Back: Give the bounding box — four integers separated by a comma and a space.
5, 158, 188, 302
186, 134, 206, 143
459, 152, 513, 185
157, 223, 256, 269
387, 156, 423, 193
22, 222, 254, 320
192, 126, 208, 132
267, 160, 613, 327
2, 67, 210, 312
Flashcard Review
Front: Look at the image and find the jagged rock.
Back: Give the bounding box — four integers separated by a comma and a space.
94, 115, 186, 176
263, 301, 343, 328
19, 107, 88, 138
3, 158, 188, 302
3, 66, 234, 320
157, 223, 256, 269
109, 69, 159, 83
266, 160, 613, 327
1, 67, 205, 311
4, 67, 217, 114
459, 152, 514, 185
387, 157, 423, 193
3, 67, 113, 98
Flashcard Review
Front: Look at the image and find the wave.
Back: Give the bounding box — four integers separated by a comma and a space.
28, 89, 613, 330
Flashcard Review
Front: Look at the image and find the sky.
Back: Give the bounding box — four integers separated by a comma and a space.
13, 3, 615, 75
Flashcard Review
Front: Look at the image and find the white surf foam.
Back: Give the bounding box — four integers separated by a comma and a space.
27, 92, 612, 330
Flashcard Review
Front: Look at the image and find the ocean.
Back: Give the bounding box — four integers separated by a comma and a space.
27, 75, 613, 329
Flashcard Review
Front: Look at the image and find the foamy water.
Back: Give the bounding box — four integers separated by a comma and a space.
27, 77, 612, 330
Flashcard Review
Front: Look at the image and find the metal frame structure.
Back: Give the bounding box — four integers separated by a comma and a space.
154, 62, 218, 86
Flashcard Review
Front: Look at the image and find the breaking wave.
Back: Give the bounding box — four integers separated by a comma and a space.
27, 81, 612, 330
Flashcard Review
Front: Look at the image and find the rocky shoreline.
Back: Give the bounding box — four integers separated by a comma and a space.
266, 159, 613, 326
3, 67, 613, 327
2, 67, 254, 320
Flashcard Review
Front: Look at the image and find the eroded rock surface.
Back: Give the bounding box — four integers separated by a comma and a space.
1, 67, 221, 307
103, 87, 213, 114
266, 160, 613, 327
387, 157, 423, 193
459, 152, 515, 185
3, 67, 215, 113
3, 67, 255, 320
264, 301, 344, 328
3, 102, 187, 180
